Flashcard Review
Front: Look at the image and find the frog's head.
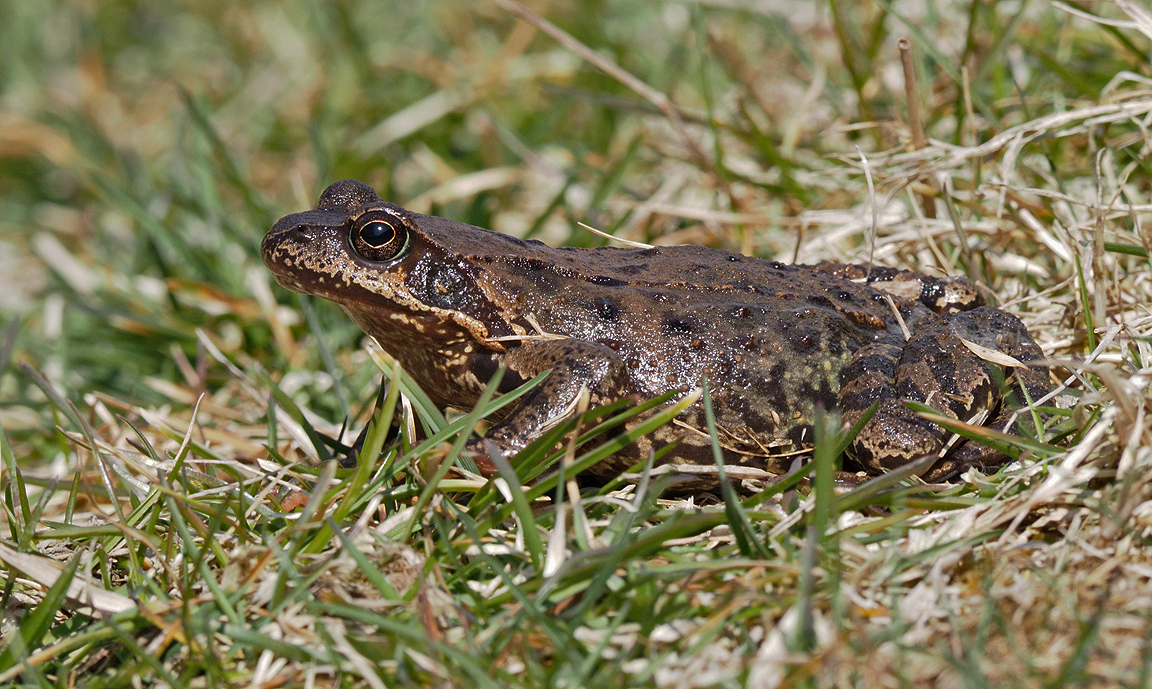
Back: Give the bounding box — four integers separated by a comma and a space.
262, 179, 515, 348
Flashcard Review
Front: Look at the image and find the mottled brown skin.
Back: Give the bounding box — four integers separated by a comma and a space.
262, 180, 1050, 484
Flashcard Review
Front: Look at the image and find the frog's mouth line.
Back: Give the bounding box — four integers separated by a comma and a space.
267, 270, 389, 309
268, 273, 446, 329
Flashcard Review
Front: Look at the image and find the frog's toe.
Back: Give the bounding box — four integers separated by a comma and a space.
919, 444, 1007, 482
463, 438, 502, 479
919, 393, 1045, 481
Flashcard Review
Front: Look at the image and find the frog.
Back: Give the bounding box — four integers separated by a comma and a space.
262, 179, 1051, 485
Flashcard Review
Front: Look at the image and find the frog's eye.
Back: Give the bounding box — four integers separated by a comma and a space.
350, 217, 408, 262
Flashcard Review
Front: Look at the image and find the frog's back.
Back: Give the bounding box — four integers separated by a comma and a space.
475, 243, 920, 455
482, 243, 912, 354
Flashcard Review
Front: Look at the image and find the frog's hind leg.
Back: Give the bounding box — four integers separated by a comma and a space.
838, 342, 952, 473
842, 306, 1049, 480
919, 307, 1051, 481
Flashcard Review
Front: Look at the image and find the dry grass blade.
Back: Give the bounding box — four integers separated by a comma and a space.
0, 544, 135, 616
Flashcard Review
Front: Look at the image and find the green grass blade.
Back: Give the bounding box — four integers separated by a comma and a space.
701, 379, 769, 560
402, 368, 505, 539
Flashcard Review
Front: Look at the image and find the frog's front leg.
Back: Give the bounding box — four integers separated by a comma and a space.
468, 338, 631, 474
840, 306, 1048, 478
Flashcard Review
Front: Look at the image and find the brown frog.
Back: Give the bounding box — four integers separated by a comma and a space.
262, 180, 1050, 484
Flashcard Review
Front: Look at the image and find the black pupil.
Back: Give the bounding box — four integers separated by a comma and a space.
360, 221, 395, 247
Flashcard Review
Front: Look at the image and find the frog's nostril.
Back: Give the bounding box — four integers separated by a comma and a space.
291, 224, 317, 241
